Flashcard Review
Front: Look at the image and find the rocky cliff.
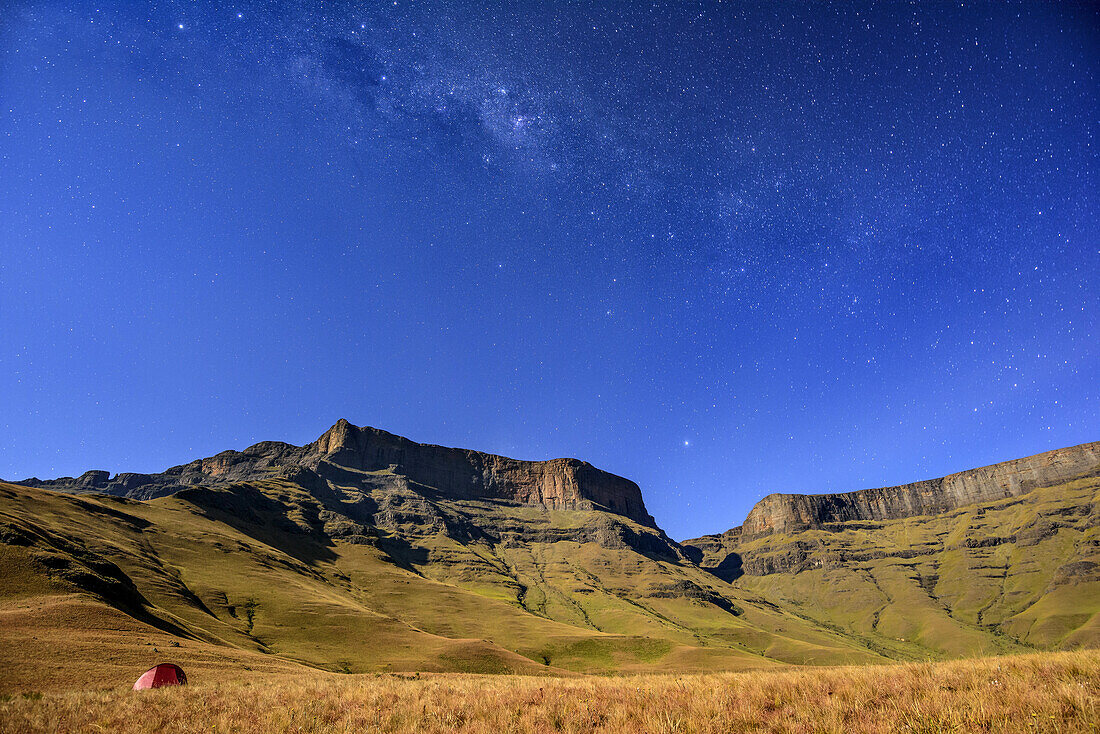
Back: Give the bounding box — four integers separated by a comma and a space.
15, 419, 656, 528
682, 440, 1100, 591
678, 446, 1100, 655
733, 442, 1100, 538
310, 420, 654, 525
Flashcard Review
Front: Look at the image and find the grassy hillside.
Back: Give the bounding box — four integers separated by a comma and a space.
686, 477, 1100, 661
1, 651, 1096, 733
0, 478, 882, 692
4, 438, 1096, 694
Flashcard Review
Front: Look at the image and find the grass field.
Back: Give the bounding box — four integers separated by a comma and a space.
1, 650, 1096, 733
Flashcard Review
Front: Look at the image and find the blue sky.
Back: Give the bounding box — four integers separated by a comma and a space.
1, 1, 1096, 539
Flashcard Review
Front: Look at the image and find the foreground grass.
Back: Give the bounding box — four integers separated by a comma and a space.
1, 651, 1096, 733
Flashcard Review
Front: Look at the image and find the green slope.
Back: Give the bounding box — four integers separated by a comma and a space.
0, 478, 883, 692
684, 477, 1100, 660
7, 437, 1095, 694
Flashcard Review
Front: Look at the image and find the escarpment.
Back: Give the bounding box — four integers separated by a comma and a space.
680, 442, 1100, 654
6, 427, 1099, 670
305, 420, 655, 526
14, 419, 656, 528
683, 440, 1100, 582
736, 442, 1100, 538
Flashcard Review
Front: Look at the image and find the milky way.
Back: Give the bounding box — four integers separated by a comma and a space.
1, 1, 1096, 538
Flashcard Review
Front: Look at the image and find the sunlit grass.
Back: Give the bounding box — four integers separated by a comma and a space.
2, 650, 1096, 733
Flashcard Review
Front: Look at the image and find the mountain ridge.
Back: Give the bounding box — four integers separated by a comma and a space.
2, 423, 1097, 690
680, 442, 1099, 658
15, 419, 656, 529
689, 441, 1100, 544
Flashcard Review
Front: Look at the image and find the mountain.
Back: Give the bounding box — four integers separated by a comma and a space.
17, 419, 655, 527
731, 443, 1100, 537
682, 442, 1100, 658
2, 424, 1096, 692
0, 421, 884, 691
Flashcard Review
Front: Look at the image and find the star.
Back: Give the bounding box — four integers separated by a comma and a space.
4, 0, 1093, 545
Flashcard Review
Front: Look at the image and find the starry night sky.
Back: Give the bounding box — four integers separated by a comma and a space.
1, 1, 1097, 539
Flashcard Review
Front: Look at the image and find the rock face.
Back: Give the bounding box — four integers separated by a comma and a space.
678, 446, 1100, 655
309, 420, 654, 525
682, 440, 1100, 587
738, 442, 1100, 538
15, 419, 656, 528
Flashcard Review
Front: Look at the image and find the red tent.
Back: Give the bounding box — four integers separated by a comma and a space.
132, 663, 187, 690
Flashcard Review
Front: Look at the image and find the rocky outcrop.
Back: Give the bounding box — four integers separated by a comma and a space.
736, 442, 1100, 538
14, 420, 656, 528
305, 420, 655, 526
15, 441, 316, 501
680, 527, 745, 581
682, 441, 1100, 581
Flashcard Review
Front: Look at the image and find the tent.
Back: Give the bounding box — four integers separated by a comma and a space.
132, 663, 187, 690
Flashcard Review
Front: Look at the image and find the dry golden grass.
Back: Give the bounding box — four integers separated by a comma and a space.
1, 650, 1096, 733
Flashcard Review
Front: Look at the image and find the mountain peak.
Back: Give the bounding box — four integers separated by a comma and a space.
14, 420, 657, 528
314, 418, 357, 455
304, 420, 656, 527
